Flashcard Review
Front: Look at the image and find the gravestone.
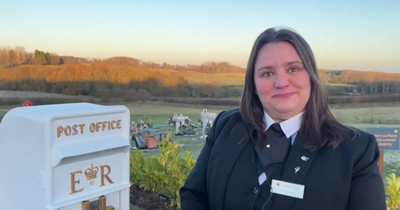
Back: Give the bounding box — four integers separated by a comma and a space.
133, 135, 146, 149
172, 113, 190, 134
0, 102, 131, 210
200, 108, 217, 139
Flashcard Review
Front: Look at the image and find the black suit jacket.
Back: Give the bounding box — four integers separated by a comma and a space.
180, 109, 387, 210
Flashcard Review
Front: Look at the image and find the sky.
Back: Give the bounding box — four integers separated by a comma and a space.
0, 0, 399, 72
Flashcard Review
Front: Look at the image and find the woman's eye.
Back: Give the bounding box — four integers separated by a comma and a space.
289, 67, 298, 72
262, 72, 273, 77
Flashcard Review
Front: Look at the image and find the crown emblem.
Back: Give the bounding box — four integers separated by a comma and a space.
85, 163, 99, 185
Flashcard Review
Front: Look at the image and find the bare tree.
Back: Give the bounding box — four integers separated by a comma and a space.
14, 46, 27, 65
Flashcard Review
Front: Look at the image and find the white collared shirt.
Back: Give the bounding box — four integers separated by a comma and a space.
263, 111, 303, 145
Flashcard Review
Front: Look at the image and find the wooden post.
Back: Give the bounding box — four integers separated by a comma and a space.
378, 149, 384, 177
82, 201, 90, 210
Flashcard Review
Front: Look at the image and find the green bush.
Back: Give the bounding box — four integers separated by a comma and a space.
386, 173, 400, 210
130, 131, 196, 209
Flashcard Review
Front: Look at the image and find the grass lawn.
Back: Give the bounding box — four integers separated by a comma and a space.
331, 106, 400, 124
126, 104, 400, 178
128, 104, 400, 182
128, 103, 224, 159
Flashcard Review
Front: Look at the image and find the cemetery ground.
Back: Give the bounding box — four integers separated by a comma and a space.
0, 103, 400, 210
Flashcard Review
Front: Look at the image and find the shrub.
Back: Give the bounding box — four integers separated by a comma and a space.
386, 173, 400, 210
130, 131, 196, 209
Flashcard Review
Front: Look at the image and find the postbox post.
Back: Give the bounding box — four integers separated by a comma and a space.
379, 149, 384, 177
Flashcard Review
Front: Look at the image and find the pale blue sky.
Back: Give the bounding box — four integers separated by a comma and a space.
0, 0, 399, 72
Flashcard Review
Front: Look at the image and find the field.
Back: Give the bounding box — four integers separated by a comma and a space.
0, 90, 99, 107
130, 104, 400, 177
130, 104, 400, 181
0, 90, 88, 99
150, 68, 357, 88
0, 103, 399, 210
152, 68, 245, 85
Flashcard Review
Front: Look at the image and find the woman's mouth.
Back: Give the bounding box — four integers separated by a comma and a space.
272, 92, 296, 98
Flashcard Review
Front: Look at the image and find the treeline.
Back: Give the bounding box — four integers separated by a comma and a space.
1, 45, 399, 85
0, 63, 242, 99
149, 95, 400, 107
2, 62, 400, 102
0, 46, 245, 73
94, 56, 245, 73
322, 70, 400, 94
1, 45, 400, 98
0, 47, 64, 68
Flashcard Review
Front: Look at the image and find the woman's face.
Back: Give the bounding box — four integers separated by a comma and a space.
254, 41, 311, 122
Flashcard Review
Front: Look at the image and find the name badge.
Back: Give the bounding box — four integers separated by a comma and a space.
270, 179, 305, 199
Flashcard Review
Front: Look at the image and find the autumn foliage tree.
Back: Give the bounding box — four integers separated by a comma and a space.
0, 63, 194, 99
323, 70, 400, 94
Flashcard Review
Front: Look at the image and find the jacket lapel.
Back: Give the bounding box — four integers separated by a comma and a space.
212, 125, 254, 210
272, 132, 320, 210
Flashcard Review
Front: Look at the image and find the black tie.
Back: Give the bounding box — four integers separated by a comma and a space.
255, 123, 292, 177
270, 123, 285, 137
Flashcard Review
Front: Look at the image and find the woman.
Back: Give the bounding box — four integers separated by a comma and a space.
179, 27, 387, 210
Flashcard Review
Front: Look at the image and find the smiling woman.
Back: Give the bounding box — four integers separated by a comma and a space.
180, 27, 387, 210
254, 42, 311, 122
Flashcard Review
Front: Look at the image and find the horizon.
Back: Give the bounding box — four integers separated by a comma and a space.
1, 0, 399, 73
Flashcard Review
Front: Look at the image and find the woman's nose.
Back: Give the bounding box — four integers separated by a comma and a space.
273, 71, 290, 88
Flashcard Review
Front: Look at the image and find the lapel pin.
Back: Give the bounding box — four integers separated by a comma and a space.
294, 166, 300, 173
301, 156, 309, 162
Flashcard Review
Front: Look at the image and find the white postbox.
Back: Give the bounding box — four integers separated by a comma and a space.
0, 103, 131, 210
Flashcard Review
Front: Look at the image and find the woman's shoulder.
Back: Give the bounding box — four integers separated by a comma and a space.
344, 126, 376, 144
215, 108, 242, 123
210, 108, 246, 135
336, 126, 379, 159
214, 108, 248, 129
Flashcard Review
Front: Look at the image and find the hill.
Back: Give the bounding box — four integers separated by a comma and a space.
150, 68, 245, 85
0, 45, 400, 106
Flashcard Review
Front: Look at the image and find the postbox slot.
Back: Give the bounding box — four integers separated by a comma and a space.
55, 146, 128, 166
52, 136, 129, 167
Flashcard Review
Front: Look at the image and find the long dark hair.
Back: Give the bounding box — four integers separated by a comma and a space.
239, 27, 358, 150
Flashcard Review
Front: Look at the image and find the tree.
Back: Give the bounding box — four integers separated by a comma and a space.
8, 50, 17, 67
58, 57, 64, 65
